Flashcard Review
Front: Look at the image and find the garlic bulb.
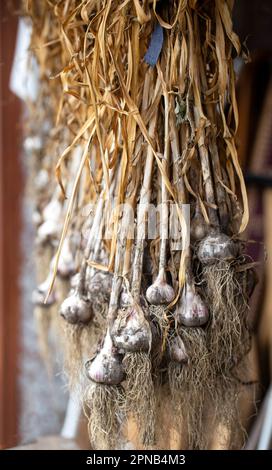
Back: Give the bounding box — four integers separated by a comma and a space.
190, 203, 208, 241
32, 210, 42, 227
70, 273, 80, 289
35, 169, 49, 191
119, 289, 133, 308
87, 271, 112, 297
198, 233, 238, 265
146, 269, 175, 305
32, 272, 56, 306
111, 304, 151, 353
37, 198, 63, 243
85, 330, 124, 385
37, 219, 59, 242
176, 281, 209, 327
168, 335, 189, 364
59, 291, 92, 325
57, 237, 76, 278
42, 198, 62, 222
24, 136, 42, 152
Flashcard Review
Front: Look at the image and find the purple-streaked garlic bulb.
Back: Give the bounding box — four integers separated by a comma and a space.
59, 291, 92, 325
176, 281, 209, 327
146, 269, 175, 305
32, 275, 56, 306
85, 330, 124, 385
197, 233, 238, 265
111, 304, 151, 353
168, 335, 189, 364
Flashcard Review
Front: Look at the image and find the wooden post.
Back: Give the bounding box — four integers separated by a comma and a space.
0, 2, 22, 449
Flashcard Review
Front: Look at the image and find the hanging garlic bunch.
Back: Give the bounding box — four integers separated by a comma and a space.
24, 0, 257, 451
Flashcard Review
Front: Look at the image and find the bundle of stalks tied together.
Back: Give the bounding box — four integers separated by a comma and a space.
24, 0, 257, 450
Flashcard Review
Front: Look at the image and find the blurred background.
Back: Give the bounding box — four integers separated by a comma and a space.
0, 0, 272, 450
